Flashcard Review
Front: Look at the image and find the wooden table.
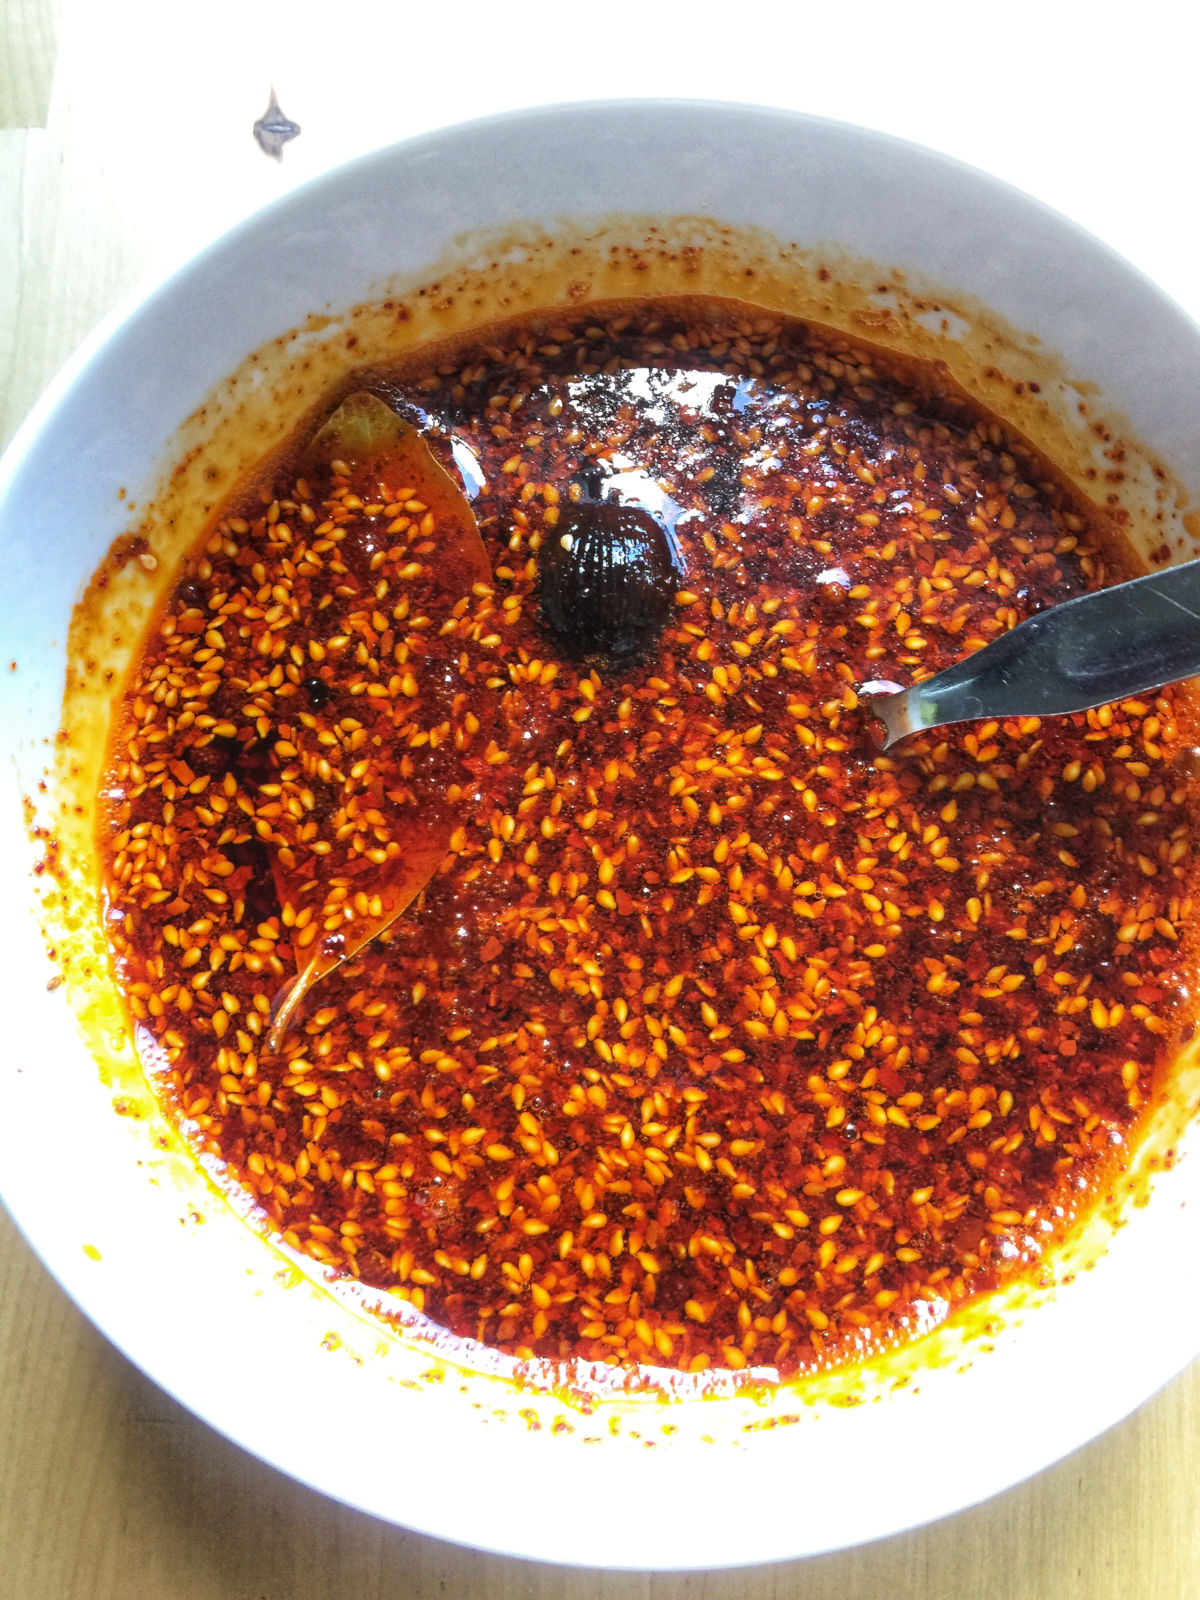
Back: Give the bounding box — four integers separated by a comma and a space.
5, 3, 1200, 1594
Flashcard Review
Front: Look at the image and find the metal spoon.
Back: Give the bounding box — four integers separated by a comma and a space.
863, 555, 1200, 749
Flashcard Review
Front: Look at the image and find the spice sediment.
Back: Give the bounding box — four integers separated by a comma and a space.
101, 300, 1197, 1378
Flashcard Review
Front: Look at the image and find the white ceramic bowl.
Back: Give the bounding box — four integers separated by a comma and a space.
4, 101, 1200, 1570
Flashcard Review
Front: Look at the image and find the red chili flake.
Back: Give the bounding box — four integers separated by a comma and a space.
99, 301, 1199, 1382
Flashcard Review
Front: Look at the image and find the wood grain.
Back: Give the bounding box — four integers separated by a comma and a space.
0, 0, 56, 129
3, 1201, 1200, 1600
4, 3, 1200, 1594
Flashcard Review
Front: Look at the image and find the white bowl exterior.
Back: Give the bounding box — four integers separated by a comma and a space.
3, 102, 1200, 1568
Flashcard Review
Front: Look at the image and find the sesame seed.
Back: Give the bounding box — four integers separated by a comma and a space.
98, 300, 1196, 1384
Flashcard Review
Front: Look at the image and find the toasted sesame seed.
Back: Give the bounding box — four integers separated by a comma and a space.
98, 299, 1197, 1384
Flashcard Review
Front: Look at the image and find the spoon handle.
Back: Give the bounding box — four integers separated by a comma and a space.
866, 555, 1200, 748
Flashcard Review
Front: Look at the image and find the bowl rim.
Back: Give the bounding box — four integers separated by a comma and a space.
4, 97, 1200, 1570
9, 93, 1200, 481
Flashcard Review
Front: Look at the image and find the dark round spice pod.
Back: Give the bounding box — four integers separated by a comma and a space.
539, 493, 678, 663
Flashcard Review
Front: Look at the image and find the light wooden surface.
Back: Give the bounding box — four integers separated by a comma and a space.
5, 2, 1200, 1594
